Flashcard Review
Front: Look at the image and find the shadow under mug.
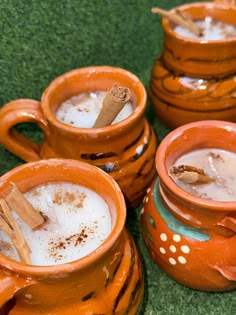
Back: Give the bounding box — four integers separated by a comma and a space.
0, 66, 157, 208
0, 158, 143, 314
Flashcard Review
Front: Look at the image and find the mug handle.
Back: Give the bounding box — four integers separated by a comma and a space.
214, 264, 236, 281
215, 216, 236, 281
217, 215, 236, 233
0, 270, 36, 308
0, 99, 49, 162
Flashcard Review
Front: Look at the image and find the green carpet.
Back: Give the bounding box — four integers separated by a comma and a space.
0, 0, 235, 314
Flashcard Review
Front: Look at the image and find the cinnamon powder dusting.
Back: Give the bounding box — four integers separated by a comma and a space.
209, 152, 223, 162
52, 191, 86, 210
31, 190, 40, 197
47, 224, 98, 262
0, 240, 13, 252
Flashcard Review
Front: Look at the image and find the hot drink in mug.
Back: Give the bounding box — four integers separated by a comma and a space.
174, 16, 236, 40
0, 158, 144, 314
56, 90, 133, 128
150, 2, 236, 129
141, 120, 236, 292
0, 66, 157, 208
170, 148, 236, 202
0, 182, 112, 266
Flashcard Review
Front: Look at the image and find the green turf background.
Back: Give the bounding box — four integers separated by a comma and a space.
0, 0, 235, 314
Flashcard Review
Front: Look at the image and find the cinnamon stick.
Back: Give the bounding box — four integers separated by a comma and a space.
0, 198, 31, 264
151, 7, 202, 36
168, 165, 214, 185
5, 182, 45, 230
93, 83, 131, 128
175, 9, 203, 36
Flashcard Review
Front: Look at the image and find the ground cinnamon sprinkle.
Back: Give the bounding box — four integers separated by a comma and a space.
0, 240, 13, 252
208, 152, 223, 162
76, 192, 86, 209
47, 228, 89, 262
46, 219, 101, 262
53, 192, 62, 205
52, 191, 86, 210
65, 192, 76, 203
31, 190, 40, 197
77, 108, 89, 112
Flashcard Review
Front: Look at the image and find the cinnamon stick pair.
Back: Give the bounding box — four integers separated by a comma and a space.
0, 183, 45, 264
0, 198, 31, 264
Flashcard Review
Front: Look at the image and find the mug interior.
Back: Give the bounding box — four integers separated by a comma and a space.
41, 66, 146, 126
156, 120, 236, 209
0, 158, 126, 272
160, 121, 236, 169
164, 2, 236, 43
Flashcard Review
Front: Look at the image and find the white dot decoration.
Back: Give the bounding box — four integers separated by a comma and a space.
140, 207, 144, 214
170, 245, 176, 253
160, 233, 167, 241
159, 247, 166, 254
178, 256, 187, 264
173, 234, 181, 242
145, 197, 149, 203
146, 188, 151, 194
169, 257, 176, 265
181, 245, 190, 254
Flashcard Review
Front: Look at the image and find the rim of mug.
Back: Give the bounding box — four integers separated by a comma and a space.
0, 158, 126, 275
41, 66, 147, 134
162, 2, 236, 44
156, 120, 236, 212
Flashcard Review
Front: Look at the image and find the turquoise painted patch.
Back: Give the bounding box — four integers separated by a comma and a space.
153, 179, 210, 242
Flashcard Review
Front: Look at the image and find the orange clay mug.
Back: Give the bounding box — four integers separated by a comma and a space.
0, 66, 157, 208
0, 158, 143, 314
150, 1, 236, 129
141, 120, 236, 291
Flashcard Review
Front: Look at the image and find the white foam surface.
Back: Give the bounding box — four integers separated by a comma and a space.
0, 182, 112, 266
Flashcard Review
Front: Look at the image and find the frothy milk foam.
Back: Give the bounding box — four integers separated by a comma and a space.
173, 148, 236, 201
55, 91, 134, 128
174, 17, 236, 40
0, 182, 112, 266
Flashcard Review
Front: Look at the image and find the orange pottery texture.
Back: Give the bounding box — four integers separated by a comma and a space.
150, 2, 236, 129
0, 159, 143, 314
0, 66, 157, 208
141, 120, 236, 291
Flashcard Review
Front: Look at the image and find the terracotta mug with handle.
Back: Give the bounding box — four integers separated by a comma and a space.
0, 158, 144, 314
0, 66, 157, 208
141, 120, 236, 291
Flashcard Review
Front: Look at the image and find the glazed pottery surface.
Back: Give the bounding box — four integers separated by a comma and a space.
0, 66, 157, 208
0, 159, 143, 314
141, 120, 236, 291
150, 2, 236, 129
